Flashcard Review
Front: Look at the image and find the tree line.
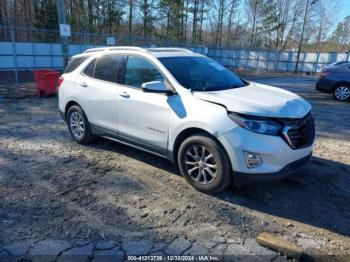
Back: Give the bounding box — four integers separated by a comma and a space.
0, 0, 349, 52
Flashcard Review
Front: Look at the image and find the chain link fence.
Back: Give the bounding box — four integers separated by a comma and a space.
1, 26, 350, 84
0, 26, 202, 83
0, 26, 113, 83
0, 25, 113, 44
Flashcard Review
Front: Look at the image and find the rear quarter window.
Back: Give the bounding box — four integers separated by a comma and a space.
84, 59, 96, 77
64, 56, 89, 73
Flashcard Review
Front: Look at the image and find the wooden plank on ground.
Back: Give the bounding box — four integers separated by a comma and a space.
256, 232, 304, 259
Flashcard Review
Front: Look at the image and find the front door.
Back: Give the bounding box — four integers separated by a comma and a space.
116, 55, 171, 155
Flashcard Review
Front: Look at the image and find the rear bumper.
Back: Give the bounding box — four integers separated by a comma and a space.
315, 78, 335, 93
234, 153, 312, 187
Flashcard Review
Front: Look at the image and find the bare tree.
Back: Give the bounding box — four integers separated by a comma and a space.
192, 0, 199, 44
245, 0, 262, 47
226, 0, 239, 47
212, 0, 228, 47
312, 0, 339, 50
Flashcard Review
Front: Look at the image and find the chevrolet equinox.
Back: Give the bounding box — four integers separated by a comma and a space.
58, 47, 315, 193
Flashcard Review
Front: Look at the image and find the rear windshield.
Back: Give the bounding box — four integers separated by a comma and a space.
159, 56, 246, 91
64, 56, 89, 73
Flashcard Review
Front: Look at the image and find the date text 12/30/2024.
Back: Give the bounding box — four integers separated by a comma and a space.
127, 255, 220, 261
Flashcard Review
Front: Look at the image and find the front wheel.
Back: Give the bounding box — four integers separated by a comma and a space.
177, 134, 232, 194
333, 84, 350, 101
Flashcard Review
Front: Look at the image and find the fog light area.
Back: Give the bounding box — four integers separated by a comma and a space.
243, 151, 262, 168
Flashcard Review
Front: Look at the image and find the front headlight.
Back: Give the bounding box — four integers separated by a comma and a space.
228, 113, 282, 135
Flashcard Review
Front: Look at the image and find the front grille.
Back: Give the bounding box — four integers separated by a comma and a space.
281, 112, 315, 149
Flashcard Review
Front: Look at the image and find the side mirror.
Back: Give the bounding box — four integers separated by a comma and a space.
141, 81, 173, 94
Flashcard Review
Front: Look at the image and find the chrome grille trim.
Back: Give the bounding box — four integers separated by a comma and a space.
281, 112, 315, 149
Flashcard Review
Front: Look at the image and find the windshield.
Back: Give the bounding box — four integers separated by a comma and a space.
159, 56, 247, 91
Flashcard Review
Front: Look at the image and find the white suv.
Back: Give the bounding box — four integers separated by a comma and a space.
58, 47, 315, 193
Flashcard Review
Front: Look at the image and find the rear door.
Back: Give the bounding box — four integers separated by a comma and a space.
77, 54, 124, 133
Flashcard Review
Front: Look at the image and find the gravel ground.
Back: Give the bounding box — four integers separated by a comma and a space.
0, 75, 349, 261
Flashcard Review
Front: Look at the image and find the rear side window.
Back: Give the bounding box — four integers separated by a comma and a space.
124, 55, 164, 88
93, 54, 124, 83
64, 56, 89, 73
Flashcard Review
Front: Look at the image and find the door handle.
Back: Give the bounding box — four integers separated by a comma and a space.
119, 92, 130, 98
80, 82, 88, 88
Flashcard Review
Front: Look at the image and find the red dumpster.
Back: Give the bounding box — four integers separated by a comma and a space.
33, 70, 60, 97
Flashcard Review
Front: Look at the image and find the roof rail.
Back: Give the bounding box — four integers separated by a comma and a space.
83, 47, 107, 53
109, 46, 147, 52
147, 48, 193, 53
83, 46, 193, 54
83, 46, 148, 53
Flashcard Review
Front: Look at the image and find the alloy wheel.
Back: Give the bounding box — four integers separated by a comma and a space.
184, 144, 217, 185
69, 111, 85, 139
335, 86, 350, 101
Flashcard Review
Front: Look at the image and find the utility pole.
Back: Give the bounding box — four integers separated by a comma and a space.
295, 0, 318, 73
56, 0, 69, 67
128, 0, 133, 44
294, 0, 309, 74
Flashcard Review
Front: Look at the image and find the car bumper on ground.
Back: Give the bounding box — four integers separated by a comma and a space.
315, 78, 334, 93
218, 127, 314, 187
233, 153, 312, 187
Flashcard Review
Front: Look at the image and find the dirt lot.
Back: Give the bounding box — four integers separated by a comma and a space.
0, 75, 349, 261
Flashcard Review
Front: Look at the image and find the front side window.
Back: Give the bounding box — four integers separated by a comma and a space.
124, 55, 164, 88
159, 56, 247, 91
93, 54, 123, 83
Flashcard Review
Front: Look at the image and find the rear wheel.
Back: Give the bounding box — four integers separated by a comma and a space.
67, 105, 94, 144
333, 84, 350, 101
177, 134, 232, 194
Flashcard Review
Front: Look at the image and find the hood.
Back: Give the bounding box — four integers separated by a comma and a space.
193, 82, 311, 118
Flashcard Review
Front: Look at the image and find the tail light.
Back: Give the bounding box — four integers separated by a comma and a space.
57, 76, 64, 89
319, 71, 330, 79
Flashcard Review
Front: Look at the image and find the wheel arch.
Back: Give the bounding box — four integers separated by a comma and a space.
170, 127, 230, 168
332, 81, 350, 91
64, 100, 81, 121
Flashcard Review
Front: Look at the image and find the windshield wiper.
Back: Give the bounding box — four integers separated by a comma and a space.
230, 84, 245, 89
190, 83, 245, 92
189, 87, 208, 92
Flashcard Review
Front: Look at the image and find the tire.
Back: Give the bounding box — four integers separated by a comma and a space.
177, 133, 232, 194
67, 105, 94, 144
333, 84, 350, 101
